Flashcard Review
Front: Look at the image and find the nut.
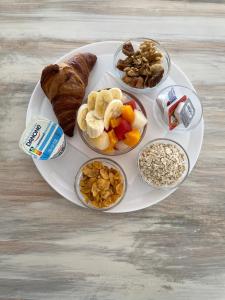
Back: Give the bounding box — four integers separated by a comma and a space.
116, 56, 133, 71
127, 67, 139, 77
122, 41, 135, 56
147, 64, 164, 87
123, 75, 144, 89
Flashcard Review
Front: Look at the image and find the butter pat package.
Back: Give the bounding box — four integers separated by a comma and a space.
179, 98, 195, 128
19, 117, 66, 160
165, 95, 187, 130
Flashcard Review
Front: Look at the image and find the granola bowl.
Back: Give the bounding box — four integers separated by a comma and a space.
78, 89, 148, 156
137, 138, 190, 189
75, 158, 127, 211
113, 38, 171, 94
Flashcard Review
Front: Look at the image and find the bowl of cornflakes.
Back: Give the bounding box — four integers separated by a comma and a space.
75, 158, 127, 210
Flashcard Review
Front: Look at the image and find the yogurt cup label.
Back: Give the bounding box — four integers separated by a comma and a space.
19, 117, 66, 160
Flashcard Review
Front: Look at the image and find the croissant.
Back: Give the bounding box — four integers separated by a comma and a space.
40, 53, 97, 136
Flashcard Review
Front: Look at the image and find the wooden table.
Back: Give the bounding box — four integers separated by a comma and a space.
1, 1, 225, 299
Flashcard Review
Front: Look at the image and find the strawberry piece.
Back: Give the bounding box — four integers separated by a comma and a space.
125, 100, 137, 110
114, 119, 132, 140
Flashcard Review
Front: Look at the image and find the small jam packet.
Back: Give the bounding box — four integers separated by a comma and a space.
19, 117, 66, 160
164, 95, 187, 130
174, 102, 185, 123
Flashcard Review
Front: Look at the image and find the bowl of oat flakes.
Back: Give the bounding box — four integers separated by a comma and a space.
75, 158, 127, 210
137, 138, 190, 189
113, 38, 171, 93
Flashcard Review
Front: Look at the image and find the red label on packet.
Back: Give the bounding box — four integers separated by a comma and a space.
166, 95, 187, 130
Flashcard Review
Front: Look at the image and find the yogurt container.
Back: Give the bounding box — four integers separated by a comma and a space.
19, 117, 66, 160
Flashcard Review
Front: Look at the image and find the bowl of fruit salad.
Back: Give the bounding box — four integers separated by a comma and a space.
77, 88, 148, 155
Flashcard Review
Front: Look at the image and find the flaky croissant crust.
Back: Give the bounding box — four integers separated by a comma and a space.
41, 53, 97, 136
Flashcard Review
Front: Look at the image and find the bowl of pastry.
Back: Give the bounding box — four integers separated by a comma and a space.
77, 87, 148, 155
113, 38, 170, 93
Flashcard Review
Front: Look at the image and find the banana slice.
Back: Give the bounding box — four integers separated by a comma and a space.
86, 110, 104, 138
77, 104, 88, 131
87, 91, 98, 111
88, 131, 110, 151
104, 99, 123, 130
94, 89, 113, 119
109, 88, 123, 100
132, 109, 148, 129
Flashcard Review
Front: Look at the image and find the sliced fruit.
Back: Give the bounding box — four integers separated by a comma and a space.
132, 109, 148, 129
124, 128, 141, 147
125, 99, 137, 110
115, 141, 128, 151
114, 119, 132, 140
87, 131, 110, 151
121, 105, 135, 124
109, 87, 123, 100
77, 104, 88, 131
103, 145, 115, 154
108, 129, 118, 148
94, 89, 114, 119
87, 91, 98, 111
86, 111, 104, 138
110, 117, 121, 129
104, 99, 123, 130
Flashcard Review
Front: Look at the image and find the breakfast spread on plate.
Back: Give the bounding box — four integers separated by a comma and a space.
138, 141, 188, 188
78, 160, 125, 209
20, 38, 203, 210
116, 40, 164, 89
40, 53, 97, 137
77, 88, 147, 153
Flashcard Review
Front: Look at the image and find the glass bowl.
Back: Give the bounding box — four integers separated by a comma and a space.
113, 38, 171, 94
75, 158, 127, 211
154, 85, 203, 131
78, 89, 148, 156
137, 138, 190, 189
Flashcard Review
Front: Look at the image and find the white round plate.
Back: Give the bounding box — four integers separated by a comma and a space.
26, 41, 204, 213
